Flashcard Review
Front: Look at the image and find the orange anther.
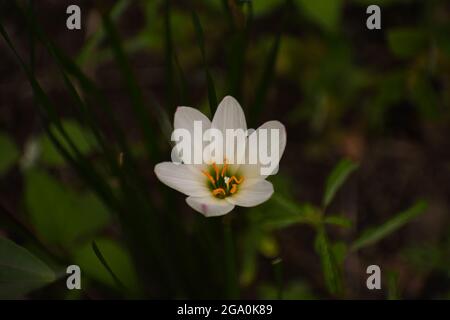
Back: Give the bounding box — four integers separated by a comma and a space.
230, 184, 238, 194
202, 170, 216, 186
229, 176, 243, 185
212, 188, 226, 196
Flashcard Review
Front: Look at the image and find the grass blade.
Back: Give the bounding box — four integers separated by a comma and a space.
249, 32, 281, 124
101, 12, 159, 162
77, 0, 131, 66
191, 10, 217, 115
351, 200, 428, 252
92, 241, 126, 291
224, 0, 251, 101
0, 20, 120, 212
173, 49, 189, 105
323, 215, 352, 228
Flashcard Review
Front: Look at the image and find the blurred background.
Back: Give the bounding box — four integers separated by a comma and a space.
0, 0, 449, 299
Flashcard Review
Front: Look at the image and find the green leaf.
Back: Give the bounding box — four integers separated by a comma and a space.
322, 159, 359, 208
0, 133, 19, 175
73, 238, 139, 294
296, 0, 343, 32
25, 170, 110, 248
324, 215, 352, 228
256, 194, 321, 229
387, 28, 428, 58
0, 237, 56, 298
315, 228, 342, 295
40, 120, 96, 166
351, 200, 428, 251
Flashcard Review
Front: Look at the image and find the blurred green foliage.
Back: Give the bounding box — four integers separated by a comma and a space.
73, 239, 140, 295
39, 120, 97, 166
25, 170, 109, 248
0, 237, 56, 299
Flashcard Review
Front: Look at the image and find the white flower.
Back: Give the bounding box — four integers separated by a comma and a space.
154, 96, 287, 217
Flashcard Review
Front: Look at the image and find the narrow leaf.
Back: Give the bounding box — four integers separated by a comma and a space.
351, 200, 428, 251
191, 10, 217, 115
315, 228, 342, 295
0, 21, 119, 211
249, 32, 281, 124
92, 241, 126, 290
322, 159, 359, 208
324, 215, 352, 228
101, 12, 159, 161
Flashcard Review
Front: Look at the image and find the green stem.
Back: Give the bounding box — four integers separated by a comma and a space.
272, 258, 284, 300
223, 218, 239, 299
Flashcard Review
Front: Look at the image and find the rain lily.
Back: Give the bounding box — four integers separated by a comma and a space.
154, 96, 286, 217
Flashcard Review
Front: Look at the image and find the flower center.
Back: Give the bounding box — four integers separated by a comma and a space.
201, 161, 243, 199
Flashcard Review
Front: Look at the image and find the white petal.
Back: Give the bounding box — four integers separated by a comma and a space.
226, 179, 274, 207
174, 106, 211, 132
240, 120, 287, 178
211, 96, 247, 165
173, 107, 211, 165
154, 162, 209, 197
186, 196, 235, 217
212, 96, 247, 133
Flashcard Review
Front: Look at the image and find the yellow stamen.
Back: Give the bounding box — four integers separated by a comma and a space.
202, 170, 216, 186
212, 162, 220, 181
221, 162, 228, 177
230, 184, 238, 194
229, 176, 244, 185
212, 188, 226, 196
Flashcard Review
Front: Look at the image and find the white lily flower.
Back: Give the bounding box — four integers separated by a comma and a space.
154, 96, 287, 217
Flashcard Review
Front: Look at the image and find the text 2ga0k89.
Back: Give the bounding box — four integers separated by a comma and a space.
177, 304, 273, 317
